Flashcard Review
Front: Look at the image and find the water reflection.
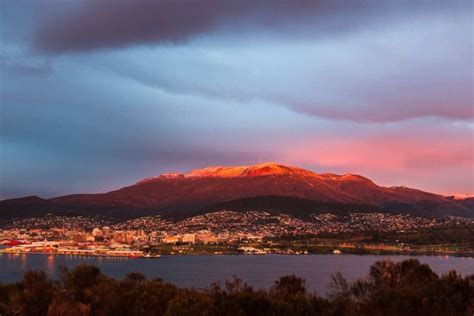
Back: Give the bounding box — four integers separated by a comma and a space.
19, 254, 27, 270
46, 255, 55, 273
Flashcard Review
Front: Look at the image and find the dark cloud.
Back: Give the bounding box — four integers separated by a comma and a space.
32, 0, 338, 53
33, 0, 466, 54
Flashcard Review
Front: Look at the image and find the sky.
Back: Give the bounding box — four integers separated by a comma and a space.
0, 0, 473, 199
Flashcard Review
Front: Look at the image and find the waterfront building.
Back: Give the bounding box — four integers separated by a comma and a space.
182, 233, 196, 244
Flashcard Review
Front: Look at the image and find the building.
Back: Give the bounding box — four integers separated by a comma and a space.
196, 231, 218, 244
72, 233, 88, 243
162, 235, 180, 244
92, 228, 102, 237
182, 233, 196, 244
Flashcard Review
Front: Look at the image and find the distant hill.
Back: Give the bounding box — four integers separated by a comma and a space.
0, 196, 55, 218
0, 163, 472, 219
202, 195, 380, 219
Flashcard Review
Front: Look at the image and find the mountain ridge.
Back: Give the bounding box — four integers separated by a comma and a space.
1, 163, 472, 219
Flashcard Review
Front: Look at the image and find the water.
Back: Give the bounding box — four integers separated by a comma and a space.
1, 253, 472, 294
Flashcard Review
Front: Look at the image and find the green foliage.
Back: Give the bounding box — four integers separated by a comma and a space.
0, 259, 471, 315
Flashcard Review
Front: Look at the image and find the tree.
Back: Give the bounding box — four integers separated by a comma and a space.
271, 275, 307, 296
9, 270, 55, 316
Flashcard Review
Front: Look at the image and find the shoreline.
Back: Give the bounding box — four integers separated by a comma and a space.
1, 250, 472, 259
0, 250, 159, 259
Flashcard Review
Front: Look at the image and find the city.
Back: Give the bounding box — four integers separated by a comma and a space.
2, 210, 473, 257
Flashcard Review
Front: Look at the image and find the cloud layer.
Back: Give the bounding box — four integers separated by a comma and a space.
32, 0, 375, 53
34, 0, 466, 53
0, 0, 472, 198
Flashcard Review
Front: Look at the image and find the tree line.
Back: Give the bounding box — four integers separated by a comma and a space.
0, 259, 472, 316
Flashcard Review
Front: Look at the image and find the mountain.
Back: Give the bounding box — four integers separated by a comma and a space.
0, 196, 54, 218
0, 163, 472, 219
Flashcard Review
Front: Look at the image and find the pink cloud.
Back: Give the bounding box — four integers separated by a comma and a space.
272, 124, 473, 194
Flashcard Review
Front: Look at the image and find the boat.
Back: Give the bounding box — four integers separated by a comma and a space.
144, 254, 162, 258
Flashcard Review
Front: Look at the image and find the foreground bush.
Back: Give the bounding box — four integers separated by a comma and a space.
0, 259, 472, 316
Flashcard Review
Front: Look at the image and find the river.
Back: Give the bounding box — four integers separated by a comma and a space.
1, 253, 472, 294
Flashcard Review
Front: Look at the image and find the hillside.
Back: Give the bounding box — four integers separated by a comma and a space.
0, 163, 472, 218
